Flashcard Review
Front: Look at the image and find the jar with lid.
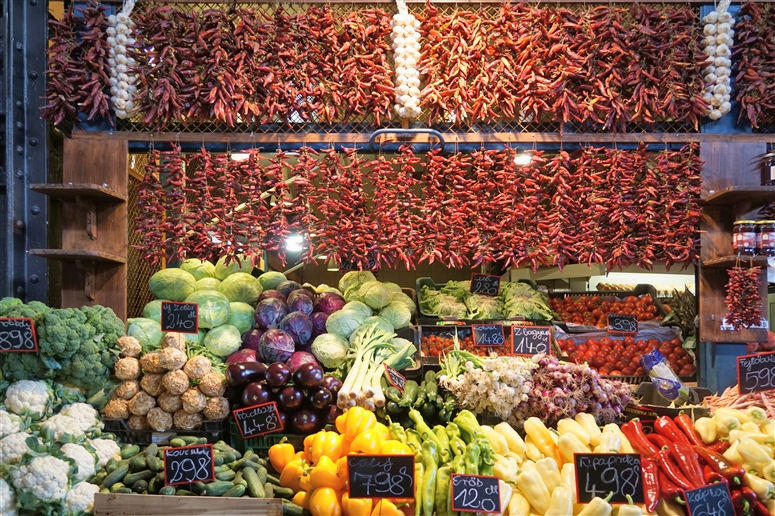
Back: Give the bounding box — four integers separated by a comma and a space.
733, 220, 758, 255
757, 220, 775, 256
762, 152, 775, 186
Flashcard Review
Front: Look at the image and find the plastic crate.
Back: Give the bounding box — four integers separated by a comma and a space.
103, 419, 227, 446
229, 420, 305, 458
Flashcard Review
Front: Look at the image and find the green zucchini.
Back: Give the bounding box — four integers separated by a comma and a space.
222, 484, 247, 497
120, 444, 141, 459
101, 464, 129, 489
159, 486, 176, 496
123, 470, 155, 485
203, 481, 236, 496
243, 467, 265, 498
128, 454, 147, 472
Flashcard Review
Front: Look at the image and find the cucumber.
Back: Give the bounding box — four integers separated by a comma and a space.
243, 467, 265, 498
203, 481, 236, 496
216, 469, 237, 482
131, 479, 148, 493
257, 466, 268, 485
180, 436, 200, 445
273, 486, 295, 500
176, 489, 194, 496
191, 482, 207, 495
222, 484, 246, 497
123, 470, 155, 485
92, 471, 107, 485
282, 500, 307, 516
266, 474, 282, 486
264, 483, 274, 498
169, 438, 187, 448
101, 464, 130, 489
113, 487, 133, 494
145, 443, 158, 458
100, 488, 110, 494
129, 455, 147, 472
147, 456, 164, 473
120, 444, 141, 459
105, 458, 121, 473
215, 451, 236, 464
110, 482, 126, 493
147, 474, 164, 494
159, 486, 176, 496
214, 441, 242, 460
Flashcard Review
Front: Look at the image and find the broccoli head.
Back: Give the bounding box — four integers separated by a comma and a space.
0, 301, 49, 324
80, 305, 125, 350
36, 308, 96, 359
0, 352, 54, 382
55, 348, 111, 394
0, 297, 23, 315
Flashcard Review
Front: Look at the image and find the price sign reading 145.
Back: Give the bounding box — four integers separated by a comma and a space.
737, 351, 775, 394
470, 273, 500, 297
347, 455, 414, 499
163, 444, 215, 485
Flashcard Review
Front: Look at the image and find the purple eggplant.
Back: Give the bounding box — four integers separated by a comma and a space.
292, 408, 320, 434
321, 376, 343, 397
265, 362, 292, 388
292, 363, 324, 389
277, 410, 289, 432
307, 386, 333, 410
277, 385, 305, 412
321, 405, 343, 426
241, 381, 274, 407
226, 362, 268, 388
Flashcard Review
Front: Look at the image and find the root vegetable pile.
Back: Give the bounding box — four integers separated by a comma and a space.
724, 266, 764, 330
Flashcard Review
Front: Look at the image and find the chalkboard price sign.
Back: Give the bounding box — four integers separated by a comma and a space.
160, 302, 198, 334
472, 325, 506, 346
163, 444, 215, 485
0, 318, 38, 352
684, 482, 735, 516
232, 402, 283, 439
450, 474, 501, 514
340, 253, 379, 272
347, 455, 414, 499
511, 326, 551, 356
470, 274, 500, 297
607, 314, 638, 334
384, 364, 407, 392
574, 453, 644, 504
737, 351, 775, 394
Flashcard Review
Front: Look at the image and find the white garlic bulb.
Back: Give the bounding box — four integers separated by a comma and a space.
107, 2, 138, 119
391, 11, 422, 120
703, 12, 719, 23
704, 24, 717, 35
719, 102, 731, 114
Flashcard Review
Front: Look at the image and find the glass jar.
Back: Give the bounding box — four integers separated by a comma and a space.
762, 152, 775, 186
757, 220, 775, 256
733, 220, 758, 255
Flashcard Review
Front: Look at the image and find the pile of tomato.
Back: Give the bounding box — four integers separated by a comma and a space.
421, 332, 497, 357
557, 335, 696, 378
550, 294, 661, 327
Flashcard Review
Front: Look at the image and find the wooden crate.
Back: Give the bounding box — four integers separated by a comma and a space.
93, 493, 282, 516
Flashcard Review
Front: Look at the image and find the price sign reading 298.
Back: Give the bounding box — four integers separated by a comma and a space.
347, 455, 414, 499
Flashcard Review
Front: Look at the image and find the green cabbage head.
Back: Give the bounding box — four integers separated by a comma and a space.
359, 281, 393, 310
379, 302, 412, 329
325, 309, 366, 339
219, 272, 263, 305
204, 325, 242, 357
214, 255, 254, 280
149, 268, 197, 301
180, 259, 216, 281
228, 302, 256, 335
184, 290, 231, 329
311, 333, 350, 369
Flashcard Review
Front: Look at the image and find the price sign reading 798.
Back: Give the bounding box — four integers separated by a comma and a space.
347, 455, 414, 499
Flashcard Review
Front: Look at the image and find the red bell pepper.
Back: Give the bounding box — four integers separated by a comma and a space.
621, 420, 659, 458
641, 457, 661, 513
654, 416, 691, 444
731, 487, 754, 516
693, 446, 746, 486
668, 441, 706, 488
656, 448, 696, 490
674, 413, 707, 448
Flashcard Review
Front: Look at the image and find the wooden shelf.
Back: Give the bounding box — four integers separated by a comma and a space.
30, 183, 127, 203
28, 249, 126, 264
701, 255, 769, 268
701, 185, 775, 206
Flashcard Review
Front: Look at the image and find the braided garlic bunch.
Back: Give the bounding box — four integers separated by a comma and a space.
701, 4, 734, 120
106, 3, 138, 119
391, 6, 422, 120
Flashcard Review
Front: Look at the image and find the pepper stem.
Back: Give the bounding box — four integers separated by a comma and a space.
604, 491, 614, 502
626, 494, 634, 506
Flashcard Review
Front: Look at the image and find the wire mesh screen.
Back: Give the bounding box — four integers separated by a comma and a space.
113, 1, 702, 135
127, 154, 161, 318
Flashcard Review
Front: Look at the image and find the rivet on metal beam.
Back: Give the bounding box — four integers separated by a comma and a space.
28, 71, 37, 79
15, 101, 22, 108
16, 287, 25, 296
15, 146, 23, 155
29, 138, 38, 146
15, 170, 23, 179
31, 206, 40, 215
14, 42, 22, 51
30, 275, 39, 284
15, 122, 23, 130
30, 0, 38, 5
15, 220, 24, 230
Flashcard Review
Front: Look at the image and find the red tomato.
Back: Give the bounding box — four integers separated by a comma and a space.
641, 295, 654, 305
621, 367, 635, 375
636, 340, 648, 350
623, 336, 636, 347
577, 344, 588, 353
625, 296, 639, 304
610, 370, 622, 376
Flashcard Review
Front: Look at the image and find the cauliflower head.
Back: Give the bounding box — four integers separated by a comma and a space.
41, 414, 83, 441
89, 438, 120, 468
0, 476, 17, 516
0, 432, 37, 464
60, 403, 101, 433
10, 455, 70, 502
65, 481, 99, 513
4, 380, 51, 418
61, 443, 96, 483
0, 409, 23, 437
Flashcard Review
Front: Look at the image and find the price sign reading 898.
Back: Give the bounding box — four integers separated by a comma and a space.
163, 444, 215, 485
574, 453, 644, 504
347, 455, 415, 499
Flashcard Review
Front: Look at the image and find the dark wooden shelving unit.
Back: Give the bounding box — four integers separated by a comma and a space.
701, 256, 770, 269
702, 185, 775, 206
28, 249, 126, 264
30, 183, 127, 203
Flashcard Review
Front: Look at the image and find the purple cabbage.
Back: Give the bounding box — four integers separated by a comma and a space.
255, 298, 290, 329
314, 291, 346, 315
276, 280, 302, 298
279, 311, 313, 346
258, 289, 287, 304
226, 348, 258, 365
258, 329, 296, 363
310, 312, 329, 339
287, 290, 314, 315
242, 328, 265, 351
286, 351, 319, 372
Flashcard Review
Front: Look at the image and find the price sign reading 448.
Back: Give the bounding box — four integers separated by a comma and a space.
574, 453, 644, 504
163, 444, 215, 485
232, 402, 283, 439
347, 455, 414, 499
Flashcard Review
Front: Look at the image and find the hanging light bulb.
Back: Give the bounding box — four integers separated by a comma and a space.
285, 235, 304, 252
514, 153, 532, 166
231, 152, 250, 162
326, 259, 339, 272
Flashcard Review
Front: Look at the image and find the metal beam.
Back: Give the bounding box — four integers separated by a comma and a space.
2, 0, 48, 302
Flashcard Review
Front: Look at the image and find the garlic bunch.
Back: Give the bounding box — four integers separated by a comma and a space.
106, 2, 138, 119
701, 3, 734, 120
391, 4, 422, 120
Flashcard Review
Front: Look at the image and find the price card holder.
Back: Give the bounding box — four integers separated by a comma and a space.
384, 364, 407, 392
0, 318, 38, 352
340, 253, 379, 272
163, 444, 215, 486
450, 474, 501, 514
472, 325, 506, 346
160, 302, 199, 334
347, 455, 415, 499
232, 402, 283, 439
737, 351, 775, 394
470, 273, 500, 297
574, 453, 644, 504
607, 314, 638, 334
684, 482, 735, 516
511, 326, 551, 356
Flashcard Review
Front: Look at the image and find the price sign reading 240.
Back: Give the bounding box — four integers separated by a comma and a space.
347, 455, 414, 499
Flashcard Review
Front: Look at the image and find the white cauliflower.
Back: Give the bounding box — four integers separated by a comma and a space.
89, 438, 120, 468
61, 443, 96, 482
65, 481, 99, 513
10, 455, 70, 502
0, 476, 17, 516
0, 409, 23, 437
0, 432, 37, 464
60, 403, 101, 433
41, 414, 83, 441
4, 380, 50, 417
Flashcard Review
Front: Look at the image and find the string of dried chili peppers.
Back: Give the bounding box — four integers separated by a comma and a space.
725, 266, 764, 330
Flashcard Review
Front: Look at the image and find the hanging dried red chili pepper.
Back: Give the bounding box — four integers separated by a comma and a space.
725, 266, 764, 330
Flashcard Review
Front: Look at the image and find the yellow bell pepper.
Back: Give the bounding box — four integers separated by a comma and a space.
762, 460, 775, 481
299, 468, 313, 492
694, 417, 717, 444
508, 491, 531, 516
545, 485, 574, 516
761, 420, 775, 436
296, 450, 312, 462
574, 413, 602, 447
493, 454, 518, 483
268, 438, 297, 474
350, 427, 383, 455
309, 487, 342, 516
557, 432, 590, 464
372, 422, 390, 441
342, 492, 372, 516
524, 435, 544, 462
305, 433, 317, 453
520, 459, 536, 471
370, 499, 403, 516
336, 456, 348, 481
308, 431, 345, 464
743, 472, 775, 500
496, 480, 513, 516
494, 422, 527, 458
516, 469, 550, 515
561, 463, 585, 515
577, 492, 613, 516
731, 429, 775, 445
481, 425, 509, 456
381, 440, 413, 455
724, 440, 745, 465
715, 412, 741, 437
340, 436, 353, 455
557, 418, 591, 446
535, 457, 562, 493
603, 424, 634, 453
742, 421, 764, 433
281, 459, 309, 492
309, 456, 346, 491
619, 495, 644, 516
338, 407, 377, 440
738, 437, 775, 465
716, 407, 752, 425
293, 491, 311, 510
594, 429, 622, 454
767, 499, 775, 514
524, 418, 562, 465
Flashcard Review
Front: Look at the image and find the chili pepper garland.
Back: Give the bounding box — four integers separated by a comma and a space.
733, 2, 775, 128
725, 266, 764, 330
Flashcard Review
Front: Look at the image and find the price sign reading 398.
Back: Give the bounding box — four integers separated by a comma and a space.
347, 455, 414, 499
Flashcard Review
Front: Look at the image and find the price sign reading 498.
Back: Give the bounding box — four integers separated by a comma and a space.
347, 455, 414, 499
574, 453, 644, 504
163, 444, 215, 485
